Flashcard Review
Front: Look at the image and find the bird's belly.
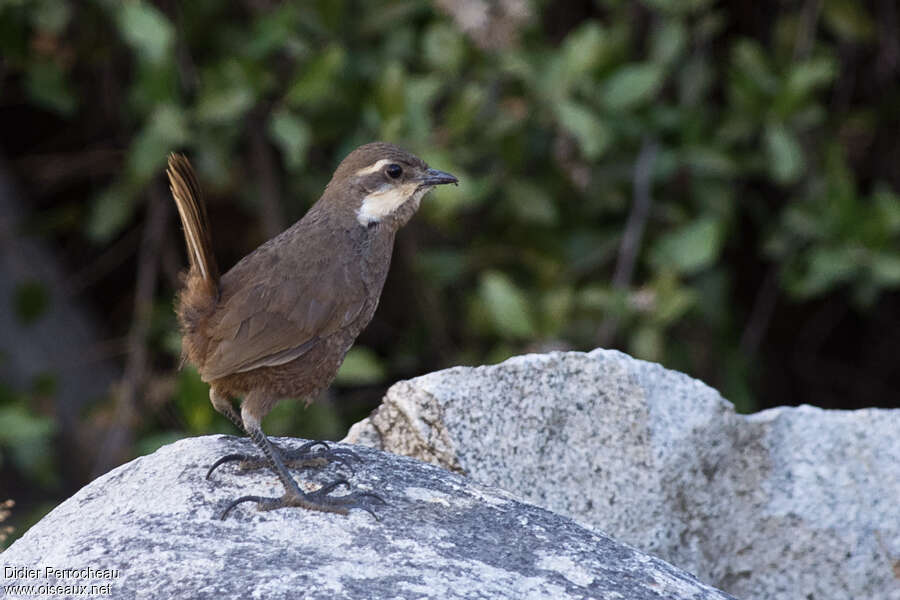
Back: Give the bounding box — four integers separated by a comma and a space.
212, 302, 377, 403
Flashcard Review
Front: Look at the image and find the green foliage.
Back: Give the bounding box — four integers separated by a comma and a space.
478, 271, 537, 339
335, 347, 387, 386
12, 281, 50, 325
0, 381, 58, 489
0, 0, 897, 464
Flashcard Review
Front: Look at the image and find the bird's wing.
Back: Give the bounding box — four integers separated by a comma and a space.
199, 246, 365, 382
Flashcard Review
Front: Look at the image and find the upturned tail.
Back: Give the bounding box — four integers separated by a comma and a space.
167, 153, 219, 294
167, 154, 219, 369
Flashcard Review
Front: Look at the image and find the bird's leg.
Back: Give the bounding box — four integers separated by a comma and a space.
217, 405, 384, 520
210, 389, 246, 433
205, 391, 358, 479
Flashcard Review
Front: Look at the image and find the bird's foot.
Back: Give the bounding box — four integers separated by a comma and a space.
206, 440, 360, 480
218, 479, 386, 520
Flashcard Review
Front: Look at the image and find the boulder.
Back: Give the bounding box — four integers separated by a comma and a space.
1, 435, 733, 600
344, 349, 900, 600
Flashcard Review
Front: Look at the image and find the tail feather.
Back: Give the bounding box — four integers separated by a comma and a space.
167, 154, 219, 289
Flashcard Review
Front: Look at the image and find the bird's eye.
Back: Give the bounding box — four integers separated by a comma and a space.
385, 164, 403, 179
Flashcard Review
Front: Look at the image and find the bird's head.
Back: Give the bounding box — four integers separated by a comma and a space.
324, 142, 458, 228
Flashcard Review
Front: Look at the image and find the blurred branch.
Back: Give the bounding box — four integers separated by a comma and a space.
877, 0, 900, 81
65, 226, 141, 295
612, 138, 658, 290
739, 266, 779, 355
793, 0, 822, 61
92, 181, 168, 476
248, 115, 286, 238
13, 148, 121, 195
399, 232, 454, 364
598, 138, 658, 346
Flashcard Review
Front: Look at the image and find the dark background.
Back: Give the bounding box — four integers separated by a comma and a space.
1, 0, 898, 546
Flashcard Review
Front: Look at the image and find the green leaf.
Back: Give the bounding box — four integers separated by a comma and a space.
479, 271, 536, 339
790, 245, 857, 297
268, 108, 311, 170
335, 347, 386, 385
285, 44, 346, 107
651, 217, 725, 274
786, 57, 837, 99
823, 0, 875, 42
730, 39, 777, 96
641, 0, 715, 14
247, 4, 304, 59
423, 23, 465, 73
629, 324, 662, 361
602, 62, 665, 110
194, 59, 261, 124
682, 147, 738, 177
0, 403, 57, 486
776, 56, 837, 116
654, 285, 696, 324
561, 22, 605, 77
555, 101, 611, 159
115, 2, 174, 65
127, 104, 189, 180
32, 0, 72, 34
650, 20, 687, 65
0, 405, 54, 445
13, 281, 50, 326
415, 249, 466, 288
868, 252, 900, 286
678, 56, 713, 105
406, 75, 443, 139
505, 181, 558, 226
86, 182, 138, 243
873, 185, 900, 233
25, 60, 77, 116
128, 61, 178, 115
445, 83, 485, 137
195, 86, 254, 124
175, 367, 212, 433
375, 60, 406, 119
764, 124, 804, 184
540, 286, 574, 335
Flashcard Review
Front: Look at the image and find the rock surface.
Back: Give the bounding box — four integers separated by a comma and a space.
344, 349, 900, 600
1, 435, 733, 600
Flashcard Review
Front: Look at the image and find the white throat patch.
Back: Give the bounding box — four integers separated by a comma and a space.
356, 183, 424, 226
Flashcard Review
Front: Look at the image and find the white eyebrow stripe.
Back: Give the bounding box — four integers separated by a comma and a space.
354, 159, 393, 176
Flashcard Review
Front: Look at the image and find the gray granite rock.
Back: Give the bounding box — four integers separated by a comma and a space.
344, 349, 900, 600
1, 435, 733, 600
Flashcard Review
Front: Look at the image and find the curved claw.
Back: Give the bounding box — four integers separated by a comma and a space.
206, 453, 252, 479
332, 492, 387, 521
293, 440, 331, 454
328, 448, 363, 463
219, 495, 265, 520
310, 479, 351, 496
309, 485, 387, 520
285, 440, 362, 462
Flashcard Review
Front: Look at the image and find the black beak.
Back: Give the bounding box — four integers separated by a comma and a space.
420, 168, 458, 186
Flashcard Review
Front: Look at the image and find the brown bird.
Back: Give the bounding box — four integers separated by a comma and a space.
166, 142, 457, 519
